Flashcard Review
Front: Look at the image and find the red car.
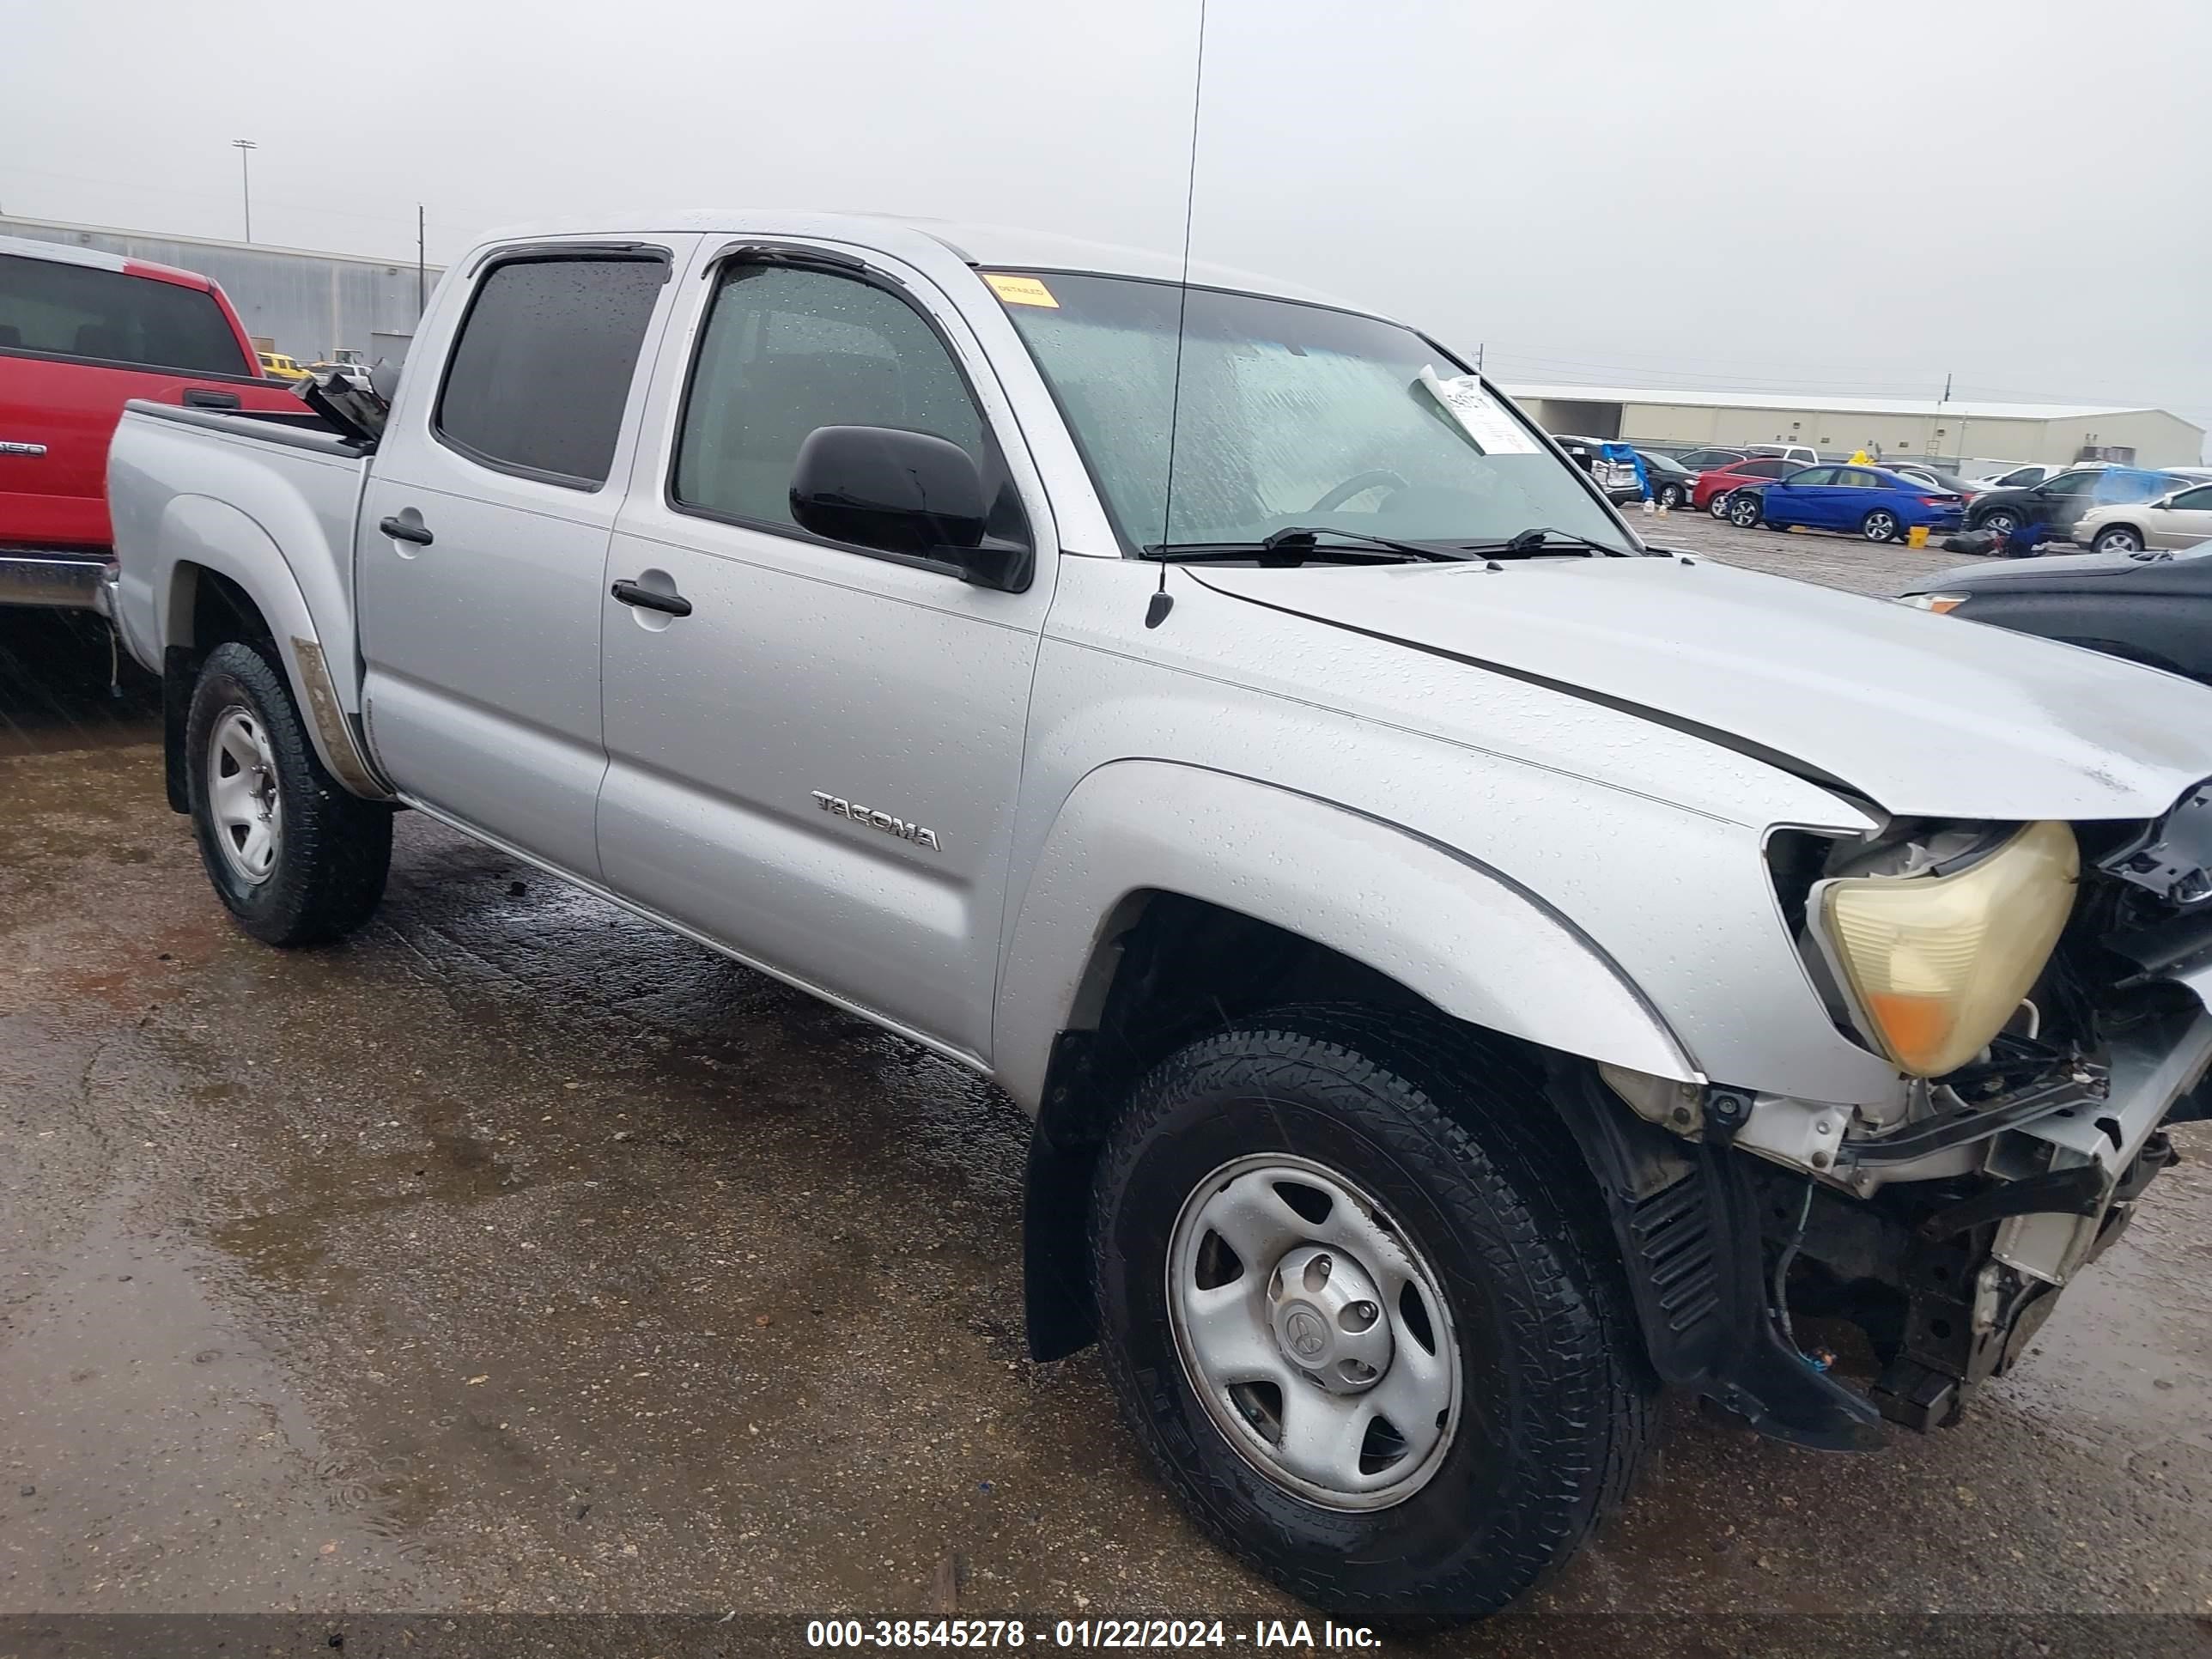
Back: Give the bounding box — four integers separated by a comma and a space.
1, 234, 302, 610
1691, 455, 1802, 516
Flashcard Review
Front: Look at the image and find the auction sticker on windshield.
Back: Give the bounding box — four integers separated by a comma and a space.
983, 272, 1060, 307
1417, 365, 1538, 455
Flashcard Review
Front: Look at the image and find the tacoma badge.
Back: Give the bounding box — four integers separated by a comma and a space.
811, 791, 942, 851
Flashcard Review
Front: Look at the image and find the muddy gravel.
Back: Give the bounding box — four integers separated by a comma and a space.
3, 561, 2209, 1658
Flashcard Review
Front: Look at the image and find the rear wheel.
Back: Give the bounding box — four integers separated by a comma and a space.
185, 641, 392, 945
1707, 490, 1733, 520
1862, 509, 1900, 543
1091, 1008, 1651, 1626
2094, 525, 2145, 554
1978, 507, 2020, 538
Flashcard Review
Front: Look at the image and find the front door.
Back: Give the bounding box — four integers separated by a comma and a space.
595, 249, 1053, 1060
355, 244, 686, 875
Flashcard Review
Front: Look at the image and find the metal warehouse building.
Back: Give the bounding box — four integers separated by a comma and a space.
1509, 384, 2205, 472
0, 215, 439, 368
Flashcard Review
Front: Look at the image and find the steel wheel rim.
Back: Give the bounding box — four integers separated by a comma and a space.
208, 706, 282, 884
1165, 1152, 1462, 1511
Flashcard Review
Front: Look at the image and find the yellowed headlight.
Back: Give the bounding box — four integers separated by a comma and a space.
1817, 820, 2079, 1078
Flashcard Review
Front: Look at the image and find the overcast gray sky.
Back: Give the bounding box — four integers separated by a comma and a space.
8, 0, 2208, 433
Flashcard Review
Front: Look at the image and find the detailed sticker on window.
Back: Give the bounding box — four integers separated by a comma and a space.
1415, 365, 1538, 455
982, 272, 1060, 309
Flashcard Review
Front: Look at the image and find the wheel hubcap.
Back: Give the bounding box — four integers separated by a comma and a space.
209, 707, 282, 884
1167, 1155, 1461, 1510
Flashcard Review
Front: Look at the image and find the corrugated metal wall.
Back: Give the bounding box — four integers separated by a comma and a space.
1, 216, 440, 365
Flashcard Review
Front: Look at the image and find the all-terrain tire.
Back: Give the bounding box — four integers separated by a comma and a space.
1090, 1006, 1653, 1627
185, 641, 392, 945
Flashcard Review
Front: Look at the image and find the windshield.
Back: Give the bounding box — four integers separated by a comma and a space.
992, 271, 1632, 553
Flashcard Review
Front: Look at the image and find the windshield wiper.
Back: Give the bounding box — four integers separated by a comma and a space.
1146, 526, 1467, 565
1461, 527, 1628, 557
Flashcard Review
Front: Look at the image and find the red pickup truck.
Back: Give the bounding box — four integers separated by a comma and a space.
1, 234, 301, 610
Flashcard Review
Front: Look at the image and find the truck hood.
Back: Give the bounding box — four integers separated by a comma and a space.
1189, 553, 2212, 822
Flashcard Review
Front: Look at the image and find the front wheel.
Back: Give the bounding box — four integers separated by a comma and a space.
2094, 526, 2145, 554
1729, 493, 1763, 528
1091, 1010, 1651, 1625
1862, 509, 1900, 543
185, 641, 392, 945
1657, 483, 1685, 509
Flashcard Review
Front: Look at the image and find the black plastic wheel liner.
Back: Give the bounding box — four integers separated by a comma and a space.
1549, 1063, 1885, 1453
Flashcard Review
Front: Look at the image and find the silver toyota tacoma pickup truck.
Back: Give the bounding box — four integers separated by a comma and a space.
105, 213, 2212, 1623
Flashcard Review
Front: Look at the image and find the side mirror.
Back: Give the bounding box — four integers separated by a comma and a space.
789, 425, 1028, 589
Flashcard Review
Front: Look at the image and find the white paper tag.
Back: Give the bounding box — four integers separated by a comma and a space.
1415, 365, 1539, 454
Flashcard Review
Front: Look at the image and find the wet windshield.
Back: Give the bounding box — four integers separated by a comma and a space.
992, 271, 1632, 555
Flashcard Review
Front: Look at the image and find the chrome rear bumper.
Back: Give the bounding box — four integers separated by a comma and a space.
0, 552, 117, 611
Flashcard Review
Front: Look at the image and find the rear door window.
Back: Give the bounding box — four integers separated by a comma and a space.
434, 253, 669, 488
0, 253, 250, 375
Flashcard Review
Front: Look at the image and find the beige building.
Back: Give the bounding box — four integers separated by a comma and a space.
1508, 384, 2205, 472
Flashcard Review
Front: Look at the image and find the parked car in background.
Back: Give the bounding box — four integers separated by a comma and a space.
1730, 465, 1965, 542
1635, 448, 1696, 508
1692, 453, 1799, 515
2070, 482, 2212, 555
1966, 465, 2190, 542
1899, 544, 2212, 686
0, 234, 302, 609
1746, 443, 1819, 468
1888, 463, 1985, 501
1972, 462, 2064, 489
1673, 445, 1751, 470
257, 350, 311, 382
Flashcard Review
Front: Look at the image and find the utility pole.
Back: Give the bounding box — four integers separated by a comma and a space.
1942, 371, 1952, 403
231, 139, 258, 242
416, 204, 427, 316
1475, 342, 1485, 374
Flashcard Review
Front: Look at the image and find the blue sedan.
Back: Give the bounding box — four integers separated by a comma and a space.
1729, 465, 1967, 543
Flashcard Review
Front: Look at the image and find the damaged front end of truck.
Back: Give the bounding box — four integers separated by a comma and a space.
1587, 783, 2212, 1447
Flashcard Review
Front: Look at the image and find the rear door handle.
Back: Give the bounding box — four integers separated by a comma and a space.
611, 579, 692, 617
380, 514, 434, 546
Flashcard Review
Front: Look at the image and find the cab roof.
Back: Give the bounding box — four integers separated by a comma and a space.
0, 232, 217, 292
470, 211, 1381, 318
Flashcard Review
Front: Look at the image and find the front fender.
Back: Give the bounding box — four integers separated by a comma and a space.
993, 760, 1698, 1113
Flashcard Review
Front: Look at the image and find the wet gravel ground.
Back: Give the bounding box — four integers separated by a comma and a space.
3, 574, 2210, 1657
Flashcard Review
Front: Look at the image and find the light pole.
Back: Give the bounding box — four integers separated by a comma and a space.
231, 139, 258, 242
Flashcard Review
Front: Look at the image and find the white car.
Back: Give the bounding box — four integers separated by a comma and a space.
2072, 481, 2212, 554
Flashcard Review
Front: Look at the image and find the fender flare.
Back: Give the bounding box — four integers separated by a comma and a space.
995, 759, 1698, 1115
156, 495, 391, 800
1002, 761, 1701, 1364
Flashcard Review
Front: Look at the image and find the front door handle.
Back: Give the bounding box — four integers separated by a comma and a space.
611, 578, 692, 617
380, 514, 434, 546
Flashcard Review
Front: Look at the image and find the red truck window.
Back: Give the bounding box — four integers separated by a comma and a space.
0, 253, 252, 377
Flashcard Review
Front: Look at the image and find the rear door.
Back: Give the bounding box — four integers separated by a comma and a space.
356, 240, 691, 876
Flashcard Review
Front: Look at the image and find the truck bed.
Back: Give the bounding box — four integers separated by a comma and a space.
106, 398, 374, 719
